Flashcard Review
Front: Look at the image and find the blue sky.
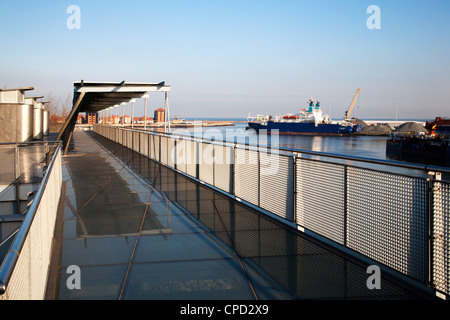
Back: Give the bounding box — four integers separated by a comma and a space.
0, 0, 449, 119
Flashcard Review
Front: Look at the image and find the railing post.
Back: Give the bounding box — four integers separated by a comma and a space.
292, 153, 297, 225
343, 164, 348, 247
427, 176, 433, 289
174, 137, 178, 171
232, 143, 237, 197
158, 135, 161, 163
212, 142, 215, 188
195, 139, 199, 180
15, 145, 20, 214
257, 147, 260, 207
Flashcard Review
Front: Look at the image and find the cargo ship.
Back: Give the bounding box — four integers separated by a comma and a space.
247, 90, 362, 136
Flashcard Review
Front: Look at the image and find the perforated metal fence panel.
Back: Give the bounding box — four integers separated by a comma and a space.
235, 147, 259, 207
260, 153, 294, 221
149, 134, 159, 161
132, 131, 140, 153
140, 132, 148, 156
175, 139, 187, 173
186, 140, 197, 178
432, 180, 450, 296
213, 144, 233, 194
0, 147, 62, 300
199, 143, 214, 186
160, 136, 168, 166
346, 167, 428, 283
117, 129, 121, 144
126, 131, 133, 149
296, 159, 346, 245
167, 137, 175, 169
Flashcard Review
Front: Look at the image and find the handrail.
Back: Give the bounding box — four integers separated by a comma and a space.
99, 124, 450, 174
0, 142, 62, 295
0, 140, 61, 147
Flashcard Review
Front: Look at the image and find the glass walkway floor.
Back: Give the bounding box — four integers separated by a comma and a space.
44, 131, 436, 300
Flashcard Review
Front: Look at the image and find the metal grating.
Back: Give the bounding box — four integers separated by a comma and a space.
116, 128, 121, 144
186, 140, 197, 178
119, 129, 126, 146
199, 143, 214, 186
234, 147, 259, 206
126, 131, 133, 149
347, 167, 428, 282
167, 137, 175, 169
140, 132, 148, 156
174, 139, 186, 173
160, 136, 168, 165
132, 131, 140, 153
118, 129, 123, 145
432, 180, 450, 295
1, 150, 61, 300
113, 127, 118, 142
148, 134, 157, 161
121, 129, 126, 147
213, 144, 233, 193
296, 159, 346, 244
260, 153, 294, 221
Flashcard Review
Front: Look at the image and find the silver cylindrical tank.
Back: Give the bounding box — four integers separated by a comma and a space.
0, 103, 34, 143
43, 110, 49, 136
17, 104, 34, 143
33, 103, 44, 140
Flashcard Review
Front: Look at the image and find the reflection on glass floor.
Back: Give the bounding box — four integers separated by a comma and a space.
46, 131, 435, 300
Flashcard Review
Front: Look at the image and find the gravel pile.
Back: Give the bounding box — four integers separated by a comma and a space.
358, 123, 392, 136
350, 118, 369, 129
394, 122, 426, 133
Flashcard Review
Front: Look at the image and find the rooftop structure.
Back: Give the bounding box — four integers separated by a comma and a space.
57, 81, 171, 154
0, 87, 34, 104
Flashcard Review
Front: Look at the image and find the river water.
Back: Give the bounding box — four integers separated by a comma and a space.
172, 119, 449, 169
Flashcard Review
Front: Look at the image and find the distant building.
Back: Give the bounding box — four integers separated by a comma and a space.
154, 108, 165, 123
86, 112, 98, 124
121, 115, 131, 124
140, 116, 154, 124
134, 116, 154, 124
110, 115, 120, 124
103, 115, 117, 124
76, 114, 85, 124
76, 112, 98, 124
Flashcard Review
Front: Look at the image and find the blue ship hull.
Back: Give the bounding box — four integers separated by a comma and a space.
248, 121, 361, 136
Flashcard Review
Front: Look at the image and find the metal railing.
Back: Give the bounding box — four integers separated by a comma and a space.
0, 142, 62, 299
0, 141, 55, 215
93, 124, 450, 299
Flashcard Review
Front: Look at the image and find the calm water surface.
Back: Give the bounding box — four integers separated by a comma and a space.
170, 122, 449, 168
177, 123, 385, 155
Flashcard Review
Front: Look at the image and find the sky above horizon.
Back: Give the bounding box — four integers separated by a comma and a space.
1, 0, 449, 120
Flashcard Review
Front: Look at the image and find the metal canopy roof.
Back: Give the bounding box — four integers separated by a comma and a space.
55, 80, 171, 154
73, 81, 171, 113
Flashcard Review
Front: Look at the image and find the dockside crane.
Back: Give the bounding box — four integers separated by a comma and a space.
344, 88, 360, 120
